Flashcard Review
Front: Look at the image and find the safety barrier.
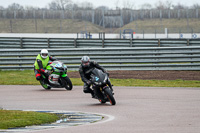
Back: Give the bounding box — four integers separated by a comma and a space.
0, 47, 200, 70
0, 37, 200, 49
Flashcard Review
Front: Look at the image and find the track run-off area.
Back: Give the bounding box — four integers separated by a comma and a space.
0, 85, 200, 133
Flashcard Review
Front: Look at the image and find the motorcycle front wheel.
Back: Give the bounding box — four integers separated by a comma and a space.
39, 80, 51, 90
63, 76, 73, 90
104, 87, 116, 105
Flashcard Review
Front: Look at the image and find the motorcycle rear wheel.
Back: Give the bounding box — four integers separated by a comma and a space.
104, 87, 116, 105
64, 76, 73, 90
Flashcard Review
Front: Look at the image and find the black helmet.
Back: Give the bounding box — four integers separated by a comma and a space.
81, 56, 90, 67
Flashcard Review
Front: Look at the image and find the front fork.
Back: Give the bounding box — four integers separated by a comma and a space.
59, 73, 68, 86
101, 86, 110, 100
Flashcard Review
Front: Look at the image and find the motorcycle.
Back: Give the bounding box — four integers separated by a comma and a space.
40, 60, 73, 90
87, 68, 116, 105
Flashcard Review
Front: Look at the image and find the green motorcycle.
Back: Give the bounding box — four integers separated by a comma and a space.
40, 60, 73, 90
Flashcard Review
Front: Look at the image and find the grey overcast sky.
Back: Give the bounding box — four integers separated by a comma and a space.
0, 0, 199, 9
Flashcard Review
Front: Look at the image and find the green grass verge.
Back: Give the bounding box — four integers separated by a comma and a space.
0, 70, 200, 87
111, 78, 200, 87
0, 110, 59, 129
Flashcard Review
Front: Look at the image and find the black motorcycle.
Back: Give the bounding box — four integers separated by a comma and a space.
87, 68, 116, 105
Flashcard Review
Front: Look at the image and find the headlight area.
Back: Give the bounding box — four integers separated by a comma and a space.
94, 82, 102, 85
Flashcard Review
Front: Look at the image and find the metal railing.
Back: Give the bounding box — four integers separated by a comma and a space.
0, 37, 200, 49
0, 47, 200, 70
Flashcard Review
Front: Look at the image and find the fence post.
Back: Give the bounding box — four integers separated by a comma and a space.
102, 38, 104, 48
47, 38, 50, 48
196, 9, 198, 18
130, 38, 133, 47
10, 20, 13, 33
168, 9, 170, 18
158, 39, 160, 47
187, 39, 190, 46
92, 10, 95, 24
160, 10, 162, 21
74, 38, 77, 48
102, 10, 105, 28
20, 38, 23, 49
143, 30, 144, 39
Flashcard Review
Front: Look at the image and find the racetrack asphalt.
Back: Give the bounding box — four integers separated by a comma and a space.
0, 85, 200, 133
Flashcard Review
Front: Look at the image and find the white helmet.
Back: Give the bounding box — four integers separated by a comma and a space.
40, 49, 48, 59
81, 56, 90, 67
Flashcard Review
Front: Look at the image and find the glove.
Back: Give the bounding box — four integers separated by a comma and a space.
86, 80, 91, 85
44, 70, 51, 75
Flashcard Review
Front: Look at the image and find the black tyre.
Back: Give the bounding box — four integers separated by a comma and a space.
39, 80, 51, 90
64, 76, 73, 90
104, 87, 116, 105
99, 99, 106, 104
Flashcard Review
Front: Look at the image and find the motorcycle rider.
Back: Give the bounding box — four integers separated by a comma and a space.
79, 56, 113, 97
34, 49, 57, 81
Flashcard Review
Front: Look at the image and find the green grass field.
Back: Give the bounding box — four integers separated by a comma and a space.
0, 70, 199, 87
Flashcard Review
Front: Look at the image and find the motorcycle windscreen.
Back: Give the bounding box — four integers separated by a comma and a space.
91, 69, 107, 83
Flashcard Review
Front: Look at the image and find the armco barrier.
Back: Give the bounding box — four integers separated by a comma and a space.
0, 37, 200, 49
0, 47, 200, 70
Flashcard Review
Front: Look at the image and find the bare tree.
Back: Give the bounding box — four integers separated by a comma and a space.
115, 0, 120, 9
155, 1, 166, 9
96, 6, 109, 11
7, 3, 24, 10
78, 2, 94, 10
165, 1, 173, 9
122, 0, 135, 9
172, 3, 188, 9
48, 0, 72, 10
191, 3, 200, 9
48, 1, 58, 10
154, 0, 173, 9
24, 6, 41, 10
0, 6, 4, 10
71, 3, 79, 10
140, 3, 152, 10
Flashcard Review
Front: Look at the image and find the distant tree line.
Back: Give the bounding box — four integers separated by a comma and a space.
0, 0, 200, 28
1, 0, 200, 11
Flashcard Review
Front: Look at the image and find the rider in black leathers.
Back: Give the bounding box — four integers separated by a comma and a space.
79, 56, 113, 97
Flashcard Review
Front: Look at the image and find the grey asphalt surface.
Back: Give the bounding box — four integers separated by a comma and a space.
0, 85, 200, 133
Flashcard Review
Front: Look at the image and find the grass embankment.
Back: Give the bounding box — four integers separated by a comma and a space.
0, 18, 199, 33
0, 19, 104, 33
115, 18, 200, 33
0, 110, 59, 129
0, 70, 200, 87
